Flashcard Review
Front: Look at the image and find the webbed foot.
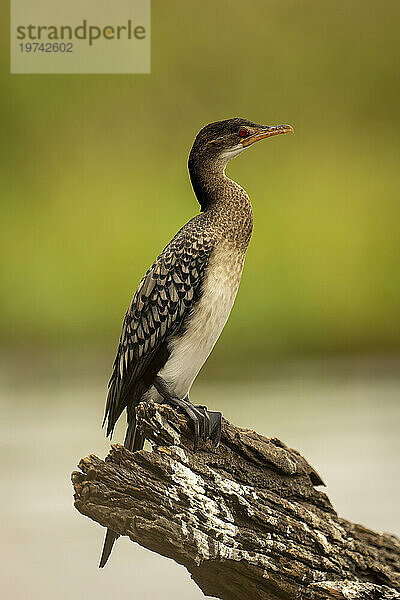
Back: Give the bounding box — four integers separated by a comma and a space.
153, 378, 222, 450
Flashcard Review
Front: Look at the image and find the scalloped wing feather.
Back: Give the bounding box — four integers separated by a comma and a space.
104, 226, 213, 436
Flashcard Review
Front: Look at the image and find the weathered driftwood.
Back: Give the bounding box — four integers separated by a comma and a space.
72, 401, 400, 600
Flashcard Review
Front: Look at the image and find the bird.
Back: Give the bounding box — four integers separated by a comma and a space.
99, 117, 294, 567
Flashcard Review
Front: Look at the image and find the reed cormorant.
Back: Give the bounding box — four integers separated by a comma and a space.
99, 117, 293, 567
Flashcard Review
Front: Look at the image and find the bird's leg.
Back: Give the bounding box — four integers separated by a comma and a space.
153, 377, 221, 450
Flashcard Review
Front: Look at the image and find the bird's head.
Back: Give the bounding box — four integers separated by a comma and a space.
189, 118, 294, 170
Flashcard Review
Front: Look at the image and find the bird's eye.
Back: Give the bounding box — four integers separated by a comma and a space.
239, 128, 248, 138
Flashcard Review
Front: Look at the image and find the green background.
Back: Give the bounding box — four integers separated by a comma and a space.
2, 0, 399, 371
1, 4, 400, 599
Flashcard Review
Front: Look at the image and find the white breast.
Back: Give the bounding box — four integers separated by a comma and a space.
155, 245, 244, 399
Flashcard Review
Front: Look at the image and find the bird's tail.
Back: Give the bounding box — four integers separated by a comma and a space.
99, 529, 119, 568
99, 416, 144, 568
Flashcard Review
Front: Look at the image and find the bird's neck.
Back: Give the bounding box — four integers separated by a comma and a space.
189, 157, 249, 212
189, 157, 253, 249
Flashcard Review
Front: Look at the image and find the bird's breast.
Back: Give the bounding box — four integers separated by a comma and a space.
157, 243, 246, 398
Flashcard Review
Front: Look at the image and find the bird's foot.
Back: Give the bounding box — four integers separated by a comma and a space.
167, 398, 222, 451
193, 405, 222, 448
153, 377, 222, 451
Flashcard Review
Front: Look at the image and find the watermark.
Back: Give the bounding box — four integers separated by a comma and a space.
11, 0, 150, 74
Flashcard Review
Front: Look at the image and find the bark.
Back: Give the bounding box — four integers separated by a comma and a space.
71, 401, 400, 600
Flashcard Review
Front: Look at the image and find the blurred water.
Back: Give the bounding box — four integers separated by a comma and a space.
0, 368, 399, 600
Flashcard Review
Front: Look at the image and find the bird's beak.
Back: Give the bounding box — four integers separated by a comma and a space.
241, 124, 294, 147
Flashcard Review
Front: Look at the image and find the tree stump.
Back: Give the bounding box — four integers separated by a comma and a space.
71, 401, 400, 600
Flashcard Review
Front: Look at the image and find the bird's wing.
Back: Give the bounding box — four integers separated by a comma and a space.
103, 225, 213, 437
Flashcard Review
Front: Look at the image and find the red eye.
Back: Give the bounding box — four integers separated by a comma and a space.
239, 128, 248, 138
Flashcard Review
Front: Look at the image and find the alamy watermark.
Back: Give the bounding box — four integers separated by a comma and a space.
11, 0, 150, 74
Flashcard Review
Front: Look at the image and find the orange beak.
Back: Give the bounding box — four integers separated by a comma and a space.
241, 124, 294, 147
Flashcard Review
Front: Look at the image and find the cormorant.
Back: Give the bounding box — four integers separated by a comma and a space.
99, 117, 293, 567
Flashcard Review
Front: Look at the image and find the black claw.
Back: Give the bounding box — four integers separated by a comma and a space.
192, 406, 204, 444
203, 410, 211, 441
